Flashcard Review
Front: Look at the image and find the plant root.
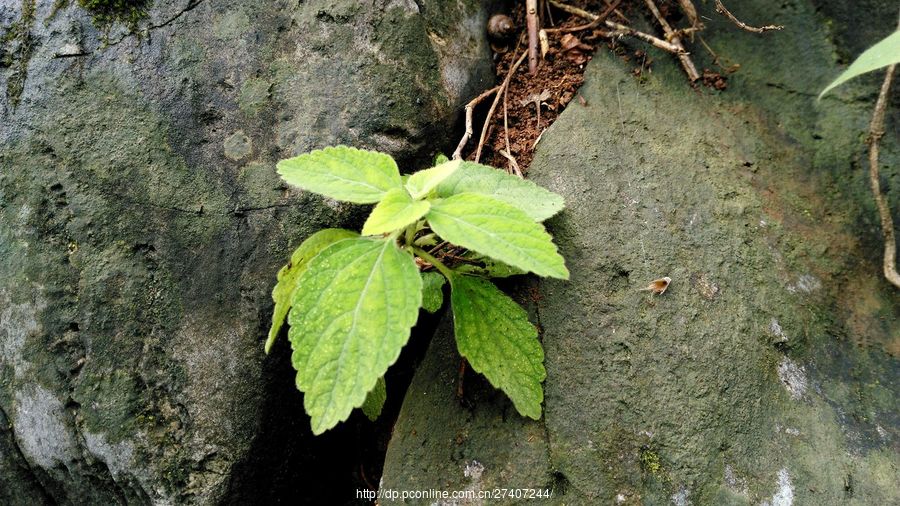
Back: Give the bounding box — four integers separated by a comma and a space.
453, 86, 501, 160
476, 50, 528, 163
867, 62, 900, 288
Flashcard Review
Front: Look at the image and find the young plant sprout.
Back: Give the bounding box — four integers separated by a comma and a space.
265, 146, 568, 434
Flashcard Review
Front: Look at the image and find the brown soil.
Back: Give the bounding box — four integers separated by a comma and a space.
468, 1, 738, 173
473, 1, 652, 172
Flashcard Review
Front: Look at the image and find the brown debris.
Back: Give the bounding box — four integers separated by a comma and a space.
701, 69, 728, 91
477, 31, 589, 171
560, 33, 594, 64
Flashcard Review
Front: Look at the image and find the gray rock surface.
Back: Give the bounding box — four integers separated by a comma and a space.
0, 0, 493, 503
379, 314, 555, 498
381, 1, 899, 504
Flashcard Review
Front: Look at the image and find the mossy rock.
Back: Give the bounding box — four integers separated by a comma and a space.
381, 1, 899, 504
0, 0, 493, 502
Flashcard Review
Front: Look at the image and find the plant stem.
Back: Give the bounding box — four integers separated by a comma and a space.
414, 233, 436, 246
526, 0, 540, 75
867, 61, 900, 288
404, 222, 416, 247
413, 247, 454, 279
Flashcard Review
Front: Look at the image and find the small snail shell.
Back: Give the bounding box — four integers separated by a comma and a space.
487, 14, 515, 40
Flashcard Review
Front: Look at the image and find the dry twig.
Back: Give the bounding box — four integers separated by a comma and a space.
606, 21, 685, 54
452, 86, 501, 160
643, 0, 700, 81
475, 50, 529, 163
867, 62, 900, 288
548, 1, 682, 53
678, 0, 700, 29
544, 0, 555, 26
502, 78, 523, 176
545, 0, 621, 34
603, 0, 629, 22
714, 0, 784, 34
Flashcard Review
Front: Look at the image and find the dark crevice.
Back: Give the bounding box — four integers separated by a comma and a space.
147, 0, 204, 30
223, 309, 444, 505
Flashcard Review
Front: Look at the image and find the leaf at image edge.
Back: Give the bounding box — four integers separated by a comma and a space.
820, 30, 900, 98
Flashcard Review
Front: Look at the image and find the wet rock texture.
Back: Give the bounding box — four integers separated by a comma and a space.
382, 1, 898, 504
0, 0, 492, 503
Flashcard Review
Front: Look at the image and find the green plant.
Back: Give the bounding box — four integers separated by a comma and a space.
266, 146, 568, 434
819, 27, 900, 98
819, 22, 900, 289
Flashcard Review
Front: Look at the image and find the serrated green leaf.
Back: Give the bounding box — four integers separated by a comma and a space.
266, 229, 358, 353
288, 237, 422, 434
435, 162, 565, 221
360, 377, 387, 421
820, 30, 900, 98
277, 145, 402, 203
455, 251, 527, 278
361, 188, 430, 236
421, 271, 446, 312
427, 193, 569, 279
450, 275, 545, 419
405, 160, 461, 199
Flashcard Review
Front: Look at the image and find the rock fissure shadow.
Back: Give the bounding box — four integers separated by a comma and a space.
223, 307, 445, 505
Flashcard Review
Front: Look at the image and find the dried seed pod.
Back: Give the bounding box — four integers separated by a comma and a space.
640, 277, 671, 295
487, 14, 515, 40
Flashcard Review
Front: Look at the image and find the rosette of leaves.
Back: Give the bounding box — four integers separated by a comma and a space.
267, 146, 567, 435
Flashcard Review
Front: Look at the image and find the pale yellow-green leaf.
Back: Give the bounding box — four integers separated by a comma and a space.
266, 229, 357, 353
361, 188, 430, 236
435, 162, 565, 221
276, 145, 402, 203
405, 160, 461, 199
288, 237, 421, 434
427, 193, 568, 279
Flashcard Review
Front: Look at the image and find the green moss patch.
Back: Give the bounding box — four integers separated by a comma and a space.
76, 0, 151, 29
